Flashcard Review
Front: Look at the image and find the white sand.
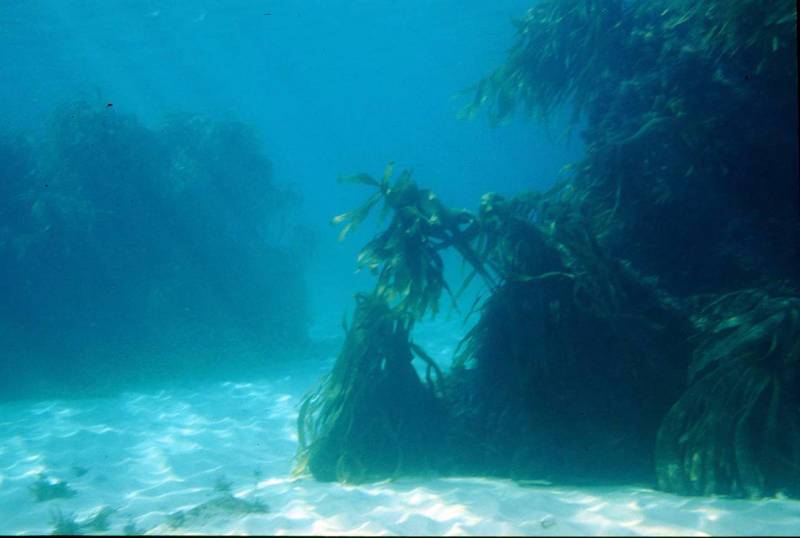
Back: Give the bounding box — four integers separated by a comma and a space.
1, 358, 799, 536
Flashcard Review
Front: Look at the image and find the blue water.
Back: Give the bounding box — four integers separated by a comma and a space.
0, 0, 581, 395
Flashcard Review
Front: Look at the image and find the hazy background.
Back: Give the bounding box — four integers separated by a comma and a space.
0, 0, 583, 365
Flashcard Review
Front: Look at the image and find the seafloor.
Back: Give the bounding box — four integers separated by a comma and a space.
1, 317, 799, 536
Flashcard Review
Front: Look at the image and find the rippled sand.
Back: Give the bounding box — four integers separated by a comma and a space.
1, 358, 799, 536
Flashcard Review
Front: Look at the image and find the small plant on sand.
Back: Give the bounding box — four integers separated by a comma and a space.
123, 518, 146, 536
50, 506, 116, 536
84, 506, 116, 532
49, 506, 116, 535
31, 473, 77, 502
49, 508, 82, 535
213, 474, 233, 494
70, 465, 89, 478
166, 494, 269, 529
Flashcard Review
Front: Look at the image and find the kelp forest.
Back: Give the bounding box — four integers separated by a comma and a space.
0, 104, 312, 399
296, 0, 799, 499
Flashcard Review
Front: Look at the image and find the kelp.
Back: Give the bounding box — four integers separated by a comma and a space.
467, 0, 796, 124
303, 162, 692, 484
460, 0, 798, 496
656, 290, 800, 498
665, 0, 797, 68
296, 293, 445, 483
303, 159, 796, 493
449, 189, 691, 482
299, 0, 798, 497
334, 163, 488, 318
296, 165, 466, 482
462, 0, 630, 125
0, 102, 312, 399
466, 0, 799, 296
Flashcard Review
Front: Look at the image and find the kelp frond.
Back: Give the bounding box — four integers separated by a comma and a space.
656, 290, 800, 498
333, 164, 489, 319
666, 0, 797, 65
462, 0, 628, 125
295, 293, 445, 483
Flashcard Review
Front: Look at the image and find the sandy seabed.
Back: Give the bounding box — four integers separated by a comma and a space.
1, 352, 799, 536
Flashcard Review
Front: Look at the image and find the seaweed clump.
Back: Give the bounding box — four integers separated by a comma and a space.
30, 473, 77, 502
297, 0, 799, 499
457, 0, 799, 497
448, 191, 691, 482
656, 290, 800, 498
296, 166, 453, 483
49, 506, 115, 535
298, 164, 690, 486
0, 103, 314, 398
466, 0, 798, 297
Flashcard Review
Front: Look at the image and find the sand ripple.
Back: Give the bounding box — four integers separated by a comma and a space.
1, 366, 799, 536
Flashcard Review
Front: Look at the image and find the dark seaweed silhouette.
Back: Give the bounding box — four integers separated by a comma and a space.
0, 103, 313, 398
298, 0, 799, 498
30, 473, 77, 502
